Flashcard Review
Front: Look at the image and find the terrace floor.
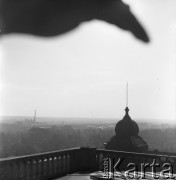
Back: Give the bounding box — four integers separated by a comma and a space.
54, 172, 130, 180
55, 171, 176, 180
54, 173, 92, 180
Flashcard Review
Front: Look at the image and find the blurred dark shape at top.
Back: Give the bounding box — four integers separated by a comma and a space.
0, 0, 149, 42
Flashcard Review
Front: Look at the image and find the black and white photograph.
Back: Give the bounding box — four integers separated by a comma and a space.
0, 0, 176, 179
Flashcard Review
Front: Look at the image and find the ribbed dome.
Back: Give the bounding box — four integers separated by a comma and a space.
115, 107, 139, 137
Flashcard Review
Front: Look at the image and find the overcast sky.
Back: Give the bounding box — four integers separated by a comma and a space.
0, 0, 176, 123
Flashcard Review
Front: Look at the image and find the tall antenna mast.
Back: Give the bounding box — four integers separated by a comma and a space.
126, 82, 128, 107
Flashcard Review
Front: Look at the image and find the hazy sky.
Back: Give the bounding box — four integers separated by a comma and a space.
0, 0, 176, 123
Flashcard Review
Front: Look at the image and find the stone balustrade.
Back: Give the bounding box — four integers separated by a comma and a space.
0, 148, 81, 180
96, 149, 176, 175
0, 147, 176, 180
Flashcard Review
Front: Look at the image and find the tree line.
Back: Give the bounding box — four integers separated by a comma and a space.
0, 124, 176, 158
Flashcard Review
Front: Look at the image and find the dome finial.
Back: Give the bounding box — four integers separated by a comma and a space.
125, 82, 130, 116
125, 107, 129, 115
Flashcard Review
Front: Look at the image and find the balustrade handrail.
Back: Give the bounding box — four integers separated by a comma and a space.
0, 147, 80, 164
97, 149, 176, 159
1, 147, 176, 164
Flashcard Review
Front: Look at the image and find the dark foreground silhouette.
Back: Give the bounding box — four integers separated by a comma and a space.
0, 0, 149, 42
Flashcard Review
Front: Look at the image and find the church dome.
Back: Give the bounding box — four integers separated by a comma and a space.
115, 107, 139, 137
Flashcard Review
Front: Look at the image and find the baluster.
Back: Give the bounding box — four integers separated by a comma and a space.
12, 162, 17, 180
10, 163, 15, 180
19, 161, 24, 180
14, 162, 20, 180
60, 154, 65, 175
113, 153, 119, 175
64, 154, 69, 173
57, 156, 61, 173
8, 163, 12, 180
99, 153, 104, 171
63, 155, 66, 173
40, 158, 45, 178
61, 155, 64, 172
55, 156, 59, 174
39, 158, 42, 179
45, 156, 50, 177
54, 157, 57, 173
96, 153, 100, 171
22, 160, 27, 180
33, 160, 37, 178
38, 158, 43, 178
133, 156, 140, 178
137, 156, 144, 178
54, 156, 57, 175
5, 163, 12, 180
121, 155, 127, 171
155, 158, 161, 173
29, 160, 34, 179
59, 155, 63, 173
106, 153, 112, 174
140, 157, 149, 178
49, 157, 53, 176
26, 161, 31, 179
35, 158, 40, 179
50, 156, 55, 177
67, 154, 70, 172
135, 156, 140, 177
133, 156, 139, 169
95, 154, 99, 171
48, 157, 51, 176
144, 157, 153, 172
122, 153, 127, 167
7, 163, 12, 180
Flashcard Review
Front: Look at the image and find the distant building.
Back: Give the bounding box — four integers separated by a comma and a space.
105, 107, 148, 152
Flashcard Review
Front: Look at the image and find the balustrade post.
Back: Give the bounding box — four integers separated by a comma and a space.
79, 147, 97, 172
7, 163, 12, 180
8, 163, 12, 180
56, 156, 61, 174
45, 157, 50, 177
55, 156, 59, 174
23, 161, 27, 180
0, 162, 11, 180
35, 158, 40, 179
29, 160, 33, 179
66, 154, 70, 172
62, 155, 65, 173
18, 162, 23, 180
40, 158, 45, 178
50, 156, 55, 177
69, 151, 78, 173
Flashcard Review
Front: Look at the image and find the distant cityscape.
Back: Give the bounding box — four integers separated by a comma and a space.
0, 114, 176, 159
